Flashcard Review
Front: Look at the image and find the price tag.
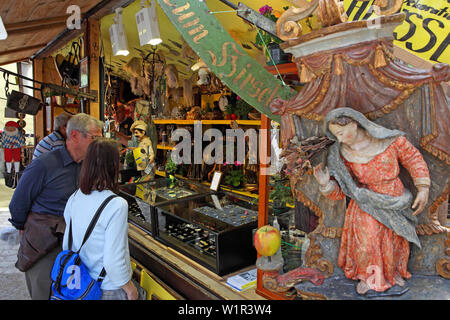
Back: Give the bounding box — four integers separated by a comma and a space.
210, 171, 222, 191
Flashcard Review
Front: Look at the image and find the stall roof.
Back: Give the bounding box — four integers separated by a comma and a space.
0, 0, 141, 66
100, 0, 296, 80
0, 0, 297, 74
0, 0, 104, 66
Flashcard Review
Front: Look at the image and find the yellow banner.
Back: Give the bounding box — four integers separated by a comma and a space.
344, 0, 450, 64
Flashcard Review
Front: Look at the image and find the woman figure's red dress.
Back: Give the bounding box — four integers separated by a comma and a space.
324, 136, 430, 292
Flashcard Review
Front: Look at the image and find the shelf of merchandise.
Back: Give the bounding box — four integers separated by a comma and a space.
153, 118, 263, 199
152, 119, 262, 126
154, 169, 259, 199
156, 144, 174, 150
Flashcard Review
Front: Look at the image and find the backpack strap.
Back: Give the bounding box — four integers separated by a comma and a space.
68, 194, 118, 282
78, 194, 118, 252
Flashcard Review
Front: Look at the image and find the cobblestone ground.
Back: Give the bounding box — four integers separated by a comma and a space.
0, 200, 30, 299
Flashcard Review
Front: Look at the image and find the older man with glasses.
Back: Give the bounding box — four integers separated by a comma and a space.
8, 113, 103, 300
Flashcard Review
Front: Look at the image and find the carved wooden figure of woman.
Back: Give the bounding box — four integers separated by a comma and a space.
312, 108, 430, 295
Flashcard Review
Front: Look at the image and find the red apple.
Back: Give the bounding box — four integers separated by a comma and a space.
254, 225, 281, 256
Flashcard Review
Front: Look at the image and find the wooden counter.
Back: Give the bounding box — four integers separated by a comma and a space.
128, 223, 265, 300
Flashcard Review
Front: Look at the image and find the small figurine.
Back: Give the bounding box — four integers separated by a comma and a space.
312, 107, 430, 295
130, 120, 155, 177
1, 121, 25, 175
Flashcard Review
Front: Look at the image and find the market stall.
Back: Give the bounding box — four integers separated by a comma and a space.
1, 0, 448, 301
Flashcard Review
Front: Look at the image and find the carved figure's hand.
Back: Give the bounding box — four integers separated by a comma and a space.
313, 163, 330, 187
412, 187, 429, 216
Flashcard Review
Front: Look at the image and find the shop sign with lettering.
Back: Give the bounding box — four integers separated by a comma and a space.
157, 0, 298, 122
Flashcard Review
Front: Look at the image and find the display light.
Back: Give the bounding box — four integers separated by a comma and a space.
136, 0, 162, 46
109, 7, 129, 56
0, 16, 7, 40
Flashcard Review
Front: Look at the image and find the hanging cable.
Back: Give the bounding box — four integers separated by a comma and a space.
208, 9, 245, 14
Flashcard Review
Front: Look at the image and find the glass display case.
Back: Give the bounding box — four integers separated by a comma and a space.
119, 178, 213, 235
155, 192, 261, 276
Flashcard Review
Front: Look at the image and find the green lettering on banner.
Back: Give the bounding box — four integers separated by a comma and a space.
157, 0, 298, 122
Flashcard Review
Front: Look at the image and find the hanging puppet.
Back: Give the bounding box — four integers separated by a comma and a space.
1, 121, 25, 175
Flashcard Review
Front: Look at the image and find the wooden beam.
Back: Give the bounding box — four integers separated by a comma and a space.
31, 0, 135, 60
87, 0, 135, 19
254, 115, 290, 301
6, 23, 66, 35
30, 27, 85, 59
256, 113, 271, 296
0, 57, 30, 67
257, 113, 271, 229
5, 15, 68, 32
33, 58, 45, 143
5, 16, 68, 30
0, 43, 47, 56
85, 18, 101, 119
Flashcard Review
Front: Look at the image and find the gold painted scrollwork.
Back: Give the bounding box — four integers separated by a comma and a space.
305, 235, 334, 277
262, 273, 286, 292
276, 0, 320, 40
315, 0, 348, 27
435, 226, 450, 279
277, 0, 350, 41
436, 257, 450, 279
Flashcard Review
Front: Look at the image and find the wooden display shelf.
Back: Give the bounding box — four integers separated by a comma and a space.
264, 62, 298, 76
153, 119, 195, 125
155, 169, 293, 207
156, 144, 174, 150
155, 169, 166, 177
154, 169, 259, 199
153, 119, 261, 126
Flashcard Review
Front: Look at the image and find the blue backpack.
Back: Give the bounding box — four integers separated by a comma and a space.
50, 195, 117, 300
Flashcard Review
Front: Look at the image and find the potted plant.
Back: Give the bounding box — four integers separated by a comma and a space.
235, 96, 253, 120
255, 5, 292, 65
223, 161, 245, 188
269, 174, 294, 214
165, 157, 177, 176
225, 104, 239, 120
164, 157, 178, 188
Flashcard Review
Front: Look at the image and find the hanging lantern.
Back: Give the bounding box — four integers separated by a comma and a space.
0, 16, 7, 40
109, 7, 129, 56
136, 0, 162, 46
